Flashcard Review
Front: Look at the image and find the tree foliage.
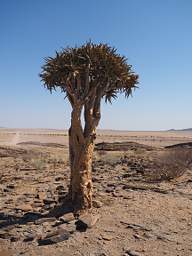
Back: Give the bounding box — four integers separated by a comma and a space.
40, 41, 139, 106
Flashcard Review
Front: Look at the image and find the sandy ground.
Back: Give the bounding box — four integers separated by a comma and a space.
0, 129, 192, 256
1, 128, 192, 147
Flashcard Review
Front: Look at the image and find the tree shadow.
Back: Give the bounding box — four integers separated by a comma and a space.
0, 211, 42, 229
45, 198, 73, 218
0, 197, 74, 230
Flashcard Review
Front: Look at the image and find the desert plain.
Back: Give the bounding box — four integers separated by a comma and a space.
0, 128, 192, 256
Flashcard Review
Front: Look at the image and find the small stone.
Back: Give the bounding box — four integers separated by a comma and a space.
101, 233, 113, 241
133, 234, 142, 239
43, 198, 55, 204
32, 202, 43, 208
93, 200, 103, 208
123, 195, 133, 200
23, 193, 34, 198
23, 234, 35, 242
22, 212, 42, 222
56, 185, 65, 191
59, 223, 76, 234
10, 236, 19, 242
105, 187, 114, 193
16, 204, 33, 212
55, 177, 63, 181
125, 249, 142, 256
60, 213, 75, 223
3, 188, 12, 193
7, 184, 15, 189
58, 190, 66, 196
76, 214, 99, 231
0, 230, 11, 239
38, 229, 70, 245
36, 192, 47, 200
4, 199, 14, 204
35, 217, 56, 225
43, 204, 52, 210
144, 233, 154, 239
92, 177, 99, 182
112, 192, 119, 197
107, 183, 116, 187
97, 192, 106, 197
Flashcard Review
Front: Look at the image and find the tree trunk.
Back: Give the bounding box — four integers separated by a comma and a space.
68, 108, 96, 212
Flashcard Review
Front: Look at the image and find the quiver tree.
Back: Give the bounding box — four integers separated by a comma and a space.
40, 42, 138, 212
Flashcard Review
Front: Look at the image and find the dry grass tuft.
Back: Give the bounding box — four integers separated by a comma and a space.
149, 149, 192, 181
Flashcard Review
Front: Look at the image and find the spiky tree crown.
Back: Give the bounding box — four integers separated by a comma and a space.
40, 42, 138, 105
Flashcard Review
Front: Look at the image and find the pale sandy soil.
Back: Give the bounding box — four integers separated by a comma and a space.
1, 128, 192, 147
0, 129, 192, 256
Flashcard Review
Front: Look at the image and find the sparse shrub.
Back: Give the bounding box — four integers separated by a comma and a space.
135, 148, 145, 155
32, 158, 46, 170
48, 156, 66, 165
57, 157, 65, 164
95, 150, 107, 159
97, 151, 124, 166
149, 149, 192, 181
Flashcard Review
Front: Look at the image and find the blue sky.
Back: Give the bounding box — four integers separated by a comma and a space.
0, 0, 191, 130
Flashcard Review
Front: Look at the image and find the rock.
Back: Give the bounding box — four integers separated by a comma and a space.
23, 197, 32, 203
125, 249, 142, 256
76, 214, 99, 231
16, 204, 33, 212
124, 223, 152, 232
112, 192, 120, 197
23, 234, 35, 242
36, 192, 46, 200
38, 229, 70, 245
32, 202, 43, 208
144, 233, 154, 239
97, 192, 106, 197
55, 177, 63, 181
22, 212, 42, 222
93, 200, 103, 208
3, 188, 12, 193
43, 204, 52, 210
23, 193, 34, 198
56, 185, 65, 191
43, 198, 55, 204
133, 234, 142, 239
107, 183, 116, 187
101, 233, 113, 241
6, 184, 15, 189
156, 234, 175, 242
35, 217, 56, 225
0, 230, 11, 239
105, 187, 114, 193
56, 190, 67, 197
51, 219, 63, 227
10, 236, 19, 242
4, 199, 14, 204
60, 213, 75, 223
88, 253, 107, 256
59, 223, 76, 234
123, 195, 133, 200
92, 177, 100, 182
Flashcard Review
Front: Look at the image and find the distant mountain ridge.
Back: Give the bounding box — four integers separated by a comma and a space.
168, 128, 192, 132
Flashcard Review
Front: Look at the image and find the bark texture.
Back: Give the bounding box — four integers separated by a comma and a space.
68, 104, 100, 212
